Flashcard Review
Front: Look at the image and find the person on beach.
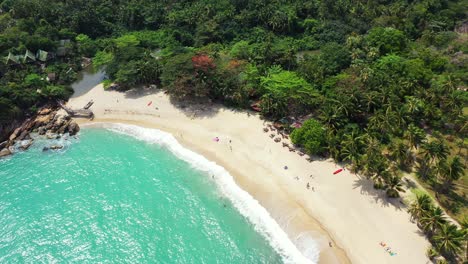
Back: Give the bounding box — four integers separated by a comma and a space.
329, 242, 332, 247
307, 183, 310, 189
312, 187, 315, 192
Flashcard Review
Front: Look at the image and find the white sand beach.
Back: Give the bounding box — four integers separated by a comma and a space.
68, 84, 431, 264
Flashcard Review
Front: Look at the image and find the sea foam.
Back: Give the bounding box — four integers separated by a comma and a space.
95, 123, 318, 264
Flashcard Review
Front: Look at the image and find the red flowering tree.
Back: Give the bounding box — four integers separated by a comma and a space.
191, 54, 216, 73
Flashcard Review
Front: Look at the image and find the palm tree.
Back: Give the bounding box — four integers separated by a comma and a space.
426, 246, 439, 260
434, 140, 450, 163
415, 156, 435, 182
433, 223, 465, 259
461, 218, 468, 262
340, 131, 365, 166
363, 91, 379, 112
404, 123, 426, 150
319, 103, 344, 133
420, 141, 439, 163
389, 139, 413, 169
420, 140, 449, 164
438, 156, 465, 193
384, 175, 405, 198
420, 206, 447, 236
408, 194, 432, 222
404, 96, 423, 119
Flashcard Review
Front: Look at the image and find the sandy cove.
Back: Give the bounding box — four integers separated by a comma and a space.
68, 84, 430, 264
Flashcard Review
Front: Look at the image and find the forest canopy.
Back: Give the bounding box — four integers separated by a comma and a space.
0, 1, 467, 261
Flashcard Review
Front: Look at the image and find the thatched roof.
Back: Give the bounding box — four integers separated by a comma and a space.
5, 52, 19, 64
24, 50, 36, 62
36, 50, 49, 62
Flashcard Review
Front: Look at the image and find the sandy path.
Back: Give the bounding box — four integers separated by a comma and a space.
68, 85, 430, 264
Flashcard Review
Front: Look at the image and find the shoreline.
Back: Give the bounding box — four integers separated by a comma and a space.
80, 120, 349, 264
69, 84, 430, 264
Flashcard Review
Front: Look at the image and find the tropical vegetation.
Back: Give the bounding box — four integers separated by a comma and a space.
0, 0, 466, 261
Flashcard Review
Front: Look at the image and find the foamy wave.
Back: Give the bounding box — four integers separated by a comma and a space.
94, 123, 317, 264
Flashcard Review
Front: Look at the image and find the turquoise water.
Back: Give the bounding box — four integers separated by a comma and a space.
0, 127, 285, 263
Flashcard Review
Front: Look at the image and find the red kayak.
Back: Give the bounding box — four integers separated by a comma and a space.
333, 169, 343, 175
147, 101, 153, 106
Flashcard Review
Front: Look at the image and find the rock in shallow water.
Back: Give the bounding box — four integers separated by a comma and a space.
0, 148, 11, 157
18, 140, 34, 151
50, 145, 63, 150
68, 122, 80, 136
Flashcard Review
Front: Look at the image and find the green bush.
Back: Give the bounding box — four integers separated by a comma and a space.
291, 119, 327, 155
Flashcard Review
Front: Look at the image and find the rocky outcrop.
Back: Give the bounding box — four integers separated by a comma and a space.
1, 106, 80, 157
43, 145, 63, 151
0, 141, 7, 149
18, 140, 34, 150
50, 145, 63, 150
0, 148, 11, 157
68, 122, 80, 136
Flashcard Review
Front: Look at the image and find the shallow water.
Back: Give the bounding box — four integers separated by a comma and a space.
0, 128, 290, 263
71, 67, 106, 97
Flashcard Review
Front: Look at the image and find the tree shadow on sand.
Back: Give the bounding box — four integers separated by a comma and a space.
352, 176, 407, 211
123, 87, 160, 99
121, 88, 220, 118
168, 96, 221, 119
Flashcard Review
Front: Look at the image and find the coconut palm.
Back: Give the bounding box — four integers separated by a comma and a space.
384, 174, 405, 198
363, 91, 379, 112
420, 206, 447, 236
340, 131, 365, 166
389, 139, 413, 169
420, 141, 439, 163
426, 246, 439, 260
461, 218, 468, 262
415, 156, 435, 182
404, 96, 423, 119
438, 156, 465, 193
433, 223, 465, 259
420, 140, 449, 164
434, 140, 450, 163
408, 194, 432, 222
319, 103, 345, 133
404, 123, 426, 150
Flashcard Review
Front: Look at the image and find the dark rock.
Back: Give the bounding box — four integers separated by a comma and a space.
21, 119, 34, 132
49, 145, 63, 150
45, 122, 54, 130
9, 127, 21, 141
33, 112, 55, 129
0, 148, 11, 157
57, 120, 71, 134
46, 132, 58, 139
0, 141, 7, 149
68, 122, 80, 136
16, 130, 30, 141
38, 127, 46, 135
18, 139, 33, 150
